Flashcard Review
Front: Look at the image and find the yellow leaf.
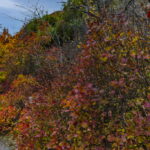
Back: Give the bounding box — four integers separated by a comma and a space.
106, 47, 111, 51
132, 36, 139, 43
81, 122, 88, 128
101, 57, 108, 62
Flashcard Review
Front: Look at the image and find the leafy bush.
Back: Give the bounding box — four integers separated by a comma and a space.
0, 0, 149, 149
0, 71, 7, 83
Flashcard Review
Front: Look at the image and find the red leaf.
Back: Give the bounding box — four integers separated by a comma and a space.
147, 11, 150, 18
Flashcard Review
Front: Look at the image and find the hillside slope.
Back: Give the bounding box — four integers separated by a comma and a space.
0, 0, 149, 149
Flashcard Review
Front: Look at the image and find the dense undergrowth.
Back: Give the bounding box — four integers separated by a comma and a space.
0, 0, 150, 149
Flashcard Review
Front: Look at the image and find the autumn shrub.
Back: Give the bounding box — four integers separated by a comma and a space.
13, 93, 53, 150
1, 15, 148, 150
0, 1, 149, 150
53, 18, 150, 149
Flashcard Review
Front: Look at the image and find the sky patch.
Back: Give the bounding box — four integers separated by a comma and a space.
0, 0, 19, 10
